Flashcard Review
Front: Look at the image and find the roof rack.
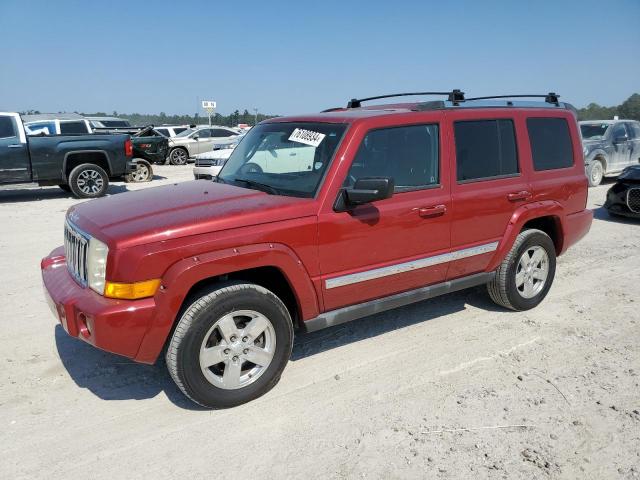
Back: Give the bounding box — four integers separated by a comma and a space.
464, 93, 560, 105
346, 90, 465, 108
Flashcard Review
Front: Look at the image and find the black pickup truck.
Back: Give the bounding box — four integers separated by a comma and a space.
0, 112, 134, 198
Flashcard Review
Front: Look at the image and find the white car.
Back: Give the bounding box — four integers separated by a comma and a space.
155, 125, 191, 138
167, 126, 241, 165
192, 139, 238, 179
23, 114, 93, 135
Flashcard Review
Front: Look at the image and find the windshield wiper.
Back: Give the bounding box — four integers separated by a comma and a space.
233, 178, 280, 195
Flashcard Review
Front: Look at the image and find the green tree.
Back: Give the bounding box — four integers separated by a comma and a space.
618, 93, 640, 121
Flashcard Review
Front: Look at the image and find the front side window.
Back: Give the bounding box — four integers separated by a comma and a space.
629, 122, 640, 139
611, 123, 628, 140
196, 129, 212, 139
0, 116, 16, 138
527, 118, 574, 171
455, 119, 518, 182
346, 124, 439, 191
60, 121, 89, 134
218, 122, 346, 198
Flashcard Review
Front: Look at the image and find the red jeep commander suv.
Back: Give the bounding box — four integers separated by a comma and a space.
42, 91, 592, 408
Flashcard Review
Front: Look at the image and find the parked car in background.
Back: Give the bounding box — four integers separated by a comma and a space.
193, 138, 239, 179
604, 165, 640, 218
155, 125, 192, 138
0, 112, 133, 197
87, 116, 132, 129
23, 113, 93, 135
42, 91, 592, 408
580, 119, 640, 186
167, 126, 240, 165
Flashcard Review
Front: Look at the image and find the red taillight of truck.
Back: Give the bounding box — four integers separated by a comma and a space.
125, 138, 133, 157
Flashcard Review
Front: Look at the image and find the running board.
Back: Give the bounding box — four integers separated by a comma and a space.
302, 272, 495, 333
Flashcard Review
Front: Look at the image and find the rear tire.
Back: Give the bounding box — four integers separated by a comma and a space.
166, 282, 294, 408
169, 147, 189, 165
487, 229, 556, 311
68, 164, 109, 198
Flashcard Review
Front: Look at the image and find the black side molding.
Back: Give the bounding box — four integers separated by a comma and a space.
302, 272, 495, 333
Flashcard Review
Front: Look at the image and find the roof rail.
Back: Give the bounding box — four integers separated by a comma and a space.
464, 93, 560, 105
346, 90, 465, 108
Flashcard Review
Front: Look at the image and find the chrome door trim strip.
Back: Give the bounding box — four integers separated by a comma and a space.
325, 241, 499, 289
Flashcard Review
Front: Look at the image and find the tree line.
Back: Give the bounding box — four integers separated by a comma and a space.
576, 93, 640, 121
20, 93, 640, 125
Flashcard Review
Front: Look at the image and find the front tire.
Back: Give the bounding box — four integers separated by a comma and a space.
487, 229, 556, 311
587, 160, 604, 187
166, 282, 294, 408
68, 164, 109, 198
169, 147, 189, 165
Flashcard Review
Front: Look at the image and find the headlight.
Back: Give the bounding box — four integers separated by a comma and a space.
221, 143, 236, 150
87, 237, 108, 294
212, 158, 227, 166
583, 146, 589, 156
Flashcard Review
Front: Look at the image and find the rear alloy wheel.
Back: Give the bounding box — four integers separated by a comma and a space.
169, 148, 188, 165
125, 159, 153, 183
166, 282, 293, 408
587, 160, 604, 187
68, 163, 109, 198
487, 229, 556, 311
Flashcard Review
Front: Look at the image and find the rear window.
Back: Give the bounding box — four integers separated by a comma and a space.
455, 119, 518, 182
60, 121, 89, 135
527, 118, 573, 171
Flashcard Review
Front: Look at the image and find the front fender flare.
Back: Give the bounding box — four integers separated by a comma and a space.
134, 242, 319, 363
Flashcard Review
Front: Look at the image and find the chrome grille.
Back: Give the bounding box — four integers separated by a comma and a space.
64, 220, 89, 286
628, 188, 640, 214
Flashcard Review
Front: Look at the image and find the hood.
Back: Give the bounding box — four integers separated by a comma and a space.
582, 138, 605, 146
68, 181, 315, 249
618, 165, 640, 182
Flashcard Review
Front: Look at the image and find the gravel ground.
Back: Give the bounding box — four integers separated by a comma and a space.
1, 166, 638, 479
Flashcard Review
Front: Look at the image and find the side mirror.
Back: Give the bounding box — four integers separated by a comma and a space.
345, 177, 394, 205
192, 134, 200, 140
613, 135, 627, 144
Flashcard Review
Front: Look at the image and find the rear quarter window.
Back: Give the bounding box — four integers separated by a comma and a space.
60, 121, 89, 134
527, 118, 573, 171
454, 119, 518, 182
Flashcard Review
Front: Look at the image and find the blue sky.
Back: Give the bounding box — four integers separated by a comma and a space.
1, 0, 638, 116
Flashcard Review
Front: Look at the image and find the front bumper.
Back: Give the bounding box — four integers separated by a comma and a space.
193, 165, 223, 180
604, 183, 640, 219
41, 247, 157, 361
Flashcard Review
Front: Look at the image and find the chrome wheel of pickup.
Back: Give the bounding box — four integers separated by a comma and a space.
199, 310, 276, 390
515, 245, 549, 299
77, 169, 104, 195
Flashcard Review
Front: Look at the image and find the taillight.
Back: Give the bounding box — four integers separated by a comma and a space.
124, 138, 133, 157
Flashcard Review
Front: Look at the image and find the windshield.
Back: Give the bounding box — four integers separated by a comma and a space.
218, 122, 347, 198
580, 123, 610, 139
176, 128, 196, 138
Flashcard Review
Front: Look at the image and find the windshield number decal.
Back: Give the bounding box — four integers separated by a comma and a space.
288, 128, 326, 147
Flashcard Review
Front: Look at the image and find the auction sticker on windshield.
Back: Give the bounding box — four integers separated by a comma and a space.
288, 128, 326, 147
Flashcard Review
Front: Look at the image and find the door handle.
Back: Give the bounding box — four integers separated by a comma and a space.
415, 204, 447, 218
507, 191, 532, 202
8, 144, 24, 148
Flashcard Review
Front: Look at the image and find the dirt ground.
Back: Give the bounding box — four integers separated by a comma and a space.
1, 165, 638, 480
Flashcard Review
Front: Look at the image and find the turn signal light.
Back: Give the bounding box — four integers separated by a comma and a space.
104, 279, 161, 300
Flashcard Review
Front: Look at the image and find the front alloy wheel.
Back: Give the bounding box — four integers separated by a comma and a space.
169, 148, 188, 165
166, 282, 293, 408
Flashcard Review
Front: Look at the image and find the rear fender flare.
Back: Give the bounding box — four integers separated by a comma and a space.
486, 201, 565, 272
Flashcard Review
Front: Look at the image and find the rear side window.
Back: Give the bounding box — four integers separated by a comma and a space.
0, 116, 16, 138
213, 129, 236, 137
527, 118, 573, 171
347, 124, 439, 191
156, 128, 169, 137
60, 121, 88, 134
455, 119, 518, 182
174, 128, 187, 135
